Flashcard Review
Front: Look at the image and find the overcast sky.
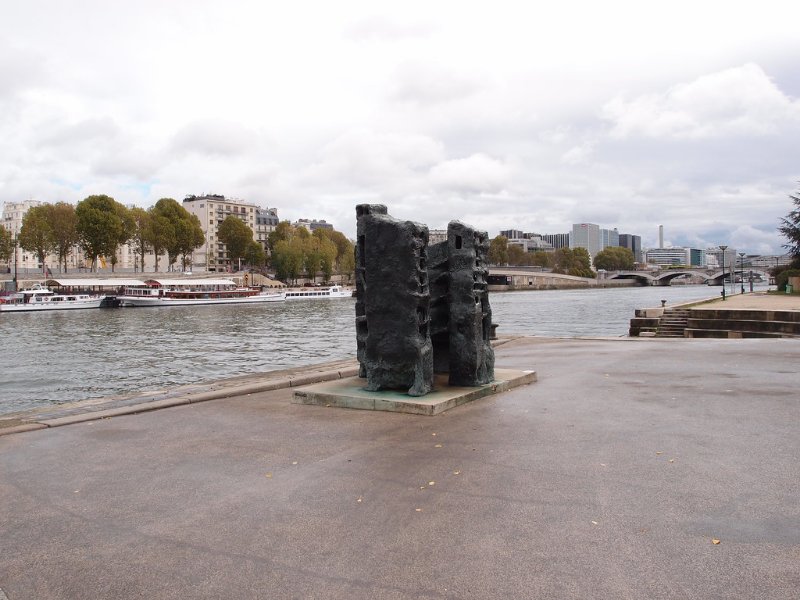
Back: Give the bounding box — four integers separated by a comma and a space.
2, 0, 799, 253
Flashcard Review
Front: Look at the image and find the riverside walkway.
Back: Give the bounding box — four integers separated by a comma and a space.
1, 336, 798, 599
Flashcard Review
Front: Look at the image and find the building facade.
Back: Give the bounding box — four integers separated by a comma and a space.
293, 218, 333, 232
645, 247, 706, 267
571, 223, 601, 258
183, 194, 278, 272
618, 234, 643, 263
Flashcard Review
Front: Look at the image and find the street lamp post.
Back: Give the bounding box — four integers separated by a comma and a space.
738, 252, 746, 294
719, 245, 728, 300
12, 231, 19, 292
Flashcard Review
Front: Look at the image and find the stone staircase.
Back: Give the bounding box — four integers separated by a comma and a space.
655, 308, 690, 338
685, 308, 800, 338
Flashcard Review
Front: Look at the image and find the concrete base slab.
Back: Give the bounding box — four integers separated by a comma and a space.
292, 368, 536, 415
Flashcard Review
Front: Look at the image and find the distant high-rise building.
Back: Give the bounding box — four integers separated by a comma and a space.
571, 223, 601, 257
659, 225, 664, 249
601, 227, 619, 249
618, 234, 643, 263
500, 229, 525, 240
539, 233, 570, 250
645, 247, 705, 267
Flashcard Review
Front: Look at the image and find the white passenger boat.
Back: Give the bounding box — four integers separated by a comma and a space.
0, 284, 106, 312
284, 285, 353, 300
117, 278, 285, 307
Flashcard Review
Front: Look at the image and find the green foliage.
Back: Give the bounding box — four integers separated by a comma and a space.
76, 195, 131, 271
149, 198, 203, 270
145, 212, 173, 272
48, 202, 79, 273
268, 223, 354, 283
217, 215, 254, 265
593, 246, 635, 271
18, 205, 54, 271
129, 207, 151, 272
553, 247, 595, 278
775, 268, 800, 291
244, 240, 267, 269
272, 238, 305, 282
0, 226, 12, 263
779, 190, 800, 258
529, 251, 554, 269
507, 244, 526, 266
488, 235, 509, 265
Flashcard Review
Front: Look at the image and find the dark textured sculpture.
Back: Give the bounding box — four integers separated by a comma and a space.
355, 204, 433, 396
355, 207, 494, 396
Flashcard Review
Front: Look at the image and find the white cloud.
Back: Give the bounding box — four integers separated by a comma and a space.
603, 63, 800, 139
428, 154, 509, 194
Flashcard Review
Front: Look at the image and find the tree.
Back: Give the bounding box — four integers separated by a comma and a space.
150, 198, 201, 271
488, 235, 509, 265
244, 240, 267, 269
0, 226, 13, 264
338, 244, 355, 282
779, 188, 800, 259
218, 215, 254, 269
129, 207, 151, 273
48, 202, 79, 273
75, 195, 131, 271
272, 238, 305, 282
593, 247, 635, 271
145, 213, 173, 272
303, 236, 323, 282
507, 244, 526, 266
318, 236, 337, 282
553, 247, 595, 278
18, 205, 54, 273
529, 251, 553, 269
174, 214, 205, 271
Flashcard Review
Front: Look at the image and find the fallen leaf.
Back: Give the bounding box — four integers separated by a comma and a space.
415, 508, 423, 512
712, 539, 720, 545
420, 486, 426, 490
656, 451, 663, 455
292, 461, 298, 465
434, 444, 443, 448
453, 470, 461, 475
600, 463, 607, 467
669, 459, 675, 463
265, 472, 273, 479
428, 481, 435, 486
432, 432, 437, 436
591, 521, 598, 525
357, 497, 362, 503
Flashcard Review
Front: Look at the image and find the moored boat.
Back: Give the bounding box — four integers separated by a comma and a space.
117, 278, 285, 307
284, 285, 353, 300
0, 284, 106, 312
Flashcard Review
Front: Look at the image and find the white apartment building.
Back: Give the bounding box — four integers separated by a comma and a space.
571, 223, 601, 257
182, 194, 279, 272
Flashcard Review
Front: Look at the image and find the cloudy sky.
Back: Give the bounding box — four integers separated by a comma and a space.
2, 0, 799, 253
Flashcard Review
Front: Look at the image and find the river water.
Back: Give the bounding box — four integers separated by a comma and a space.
1, 284, 762, 415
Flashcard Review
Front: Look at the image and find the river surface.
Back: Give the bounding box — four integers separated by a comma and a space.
1, 284, 763, 414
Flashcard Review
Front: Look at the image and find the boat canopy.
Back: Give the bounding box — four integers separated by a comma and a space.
143, 278, 238, 287
45, 278, 146, 288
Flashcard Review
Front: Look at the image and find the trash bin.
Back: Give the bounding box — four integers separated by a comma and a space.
786, 284, 793, 294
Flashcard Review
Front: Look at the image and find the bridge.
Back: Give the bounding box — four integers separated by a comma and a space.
609, 269, 769, 286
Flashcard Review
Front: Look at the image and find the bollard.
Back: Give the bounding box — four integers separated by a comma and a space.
661, 299, 666, 307
490, 323, 499, 340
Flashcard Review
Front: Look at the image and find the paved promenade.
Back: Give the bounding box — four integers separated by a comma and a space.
694, 290, 800, 311
1, 336, 798, 599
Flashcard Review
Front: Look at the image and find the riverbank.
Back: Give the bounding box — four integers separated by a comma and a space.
1, 335, 798, 599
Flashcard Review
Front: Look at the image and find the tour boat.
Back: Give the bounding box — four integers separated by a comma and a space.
284, 285, 354, 300
0, 284, 106, 312
117, 278, 285, 307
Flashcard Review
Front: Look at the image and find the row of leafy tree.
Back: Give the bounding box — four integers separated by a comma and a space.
0, 195, 208, 273
268, 222, 355, 283
487, 235, 636, 277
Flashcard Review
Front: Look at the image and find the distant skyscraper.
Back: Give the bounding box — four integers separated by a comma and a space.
540, 233, 571, 250
571, 223, 601, 258
659, 225, 664, 249
601, 227, 619, 249
618, 234, 642, 263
